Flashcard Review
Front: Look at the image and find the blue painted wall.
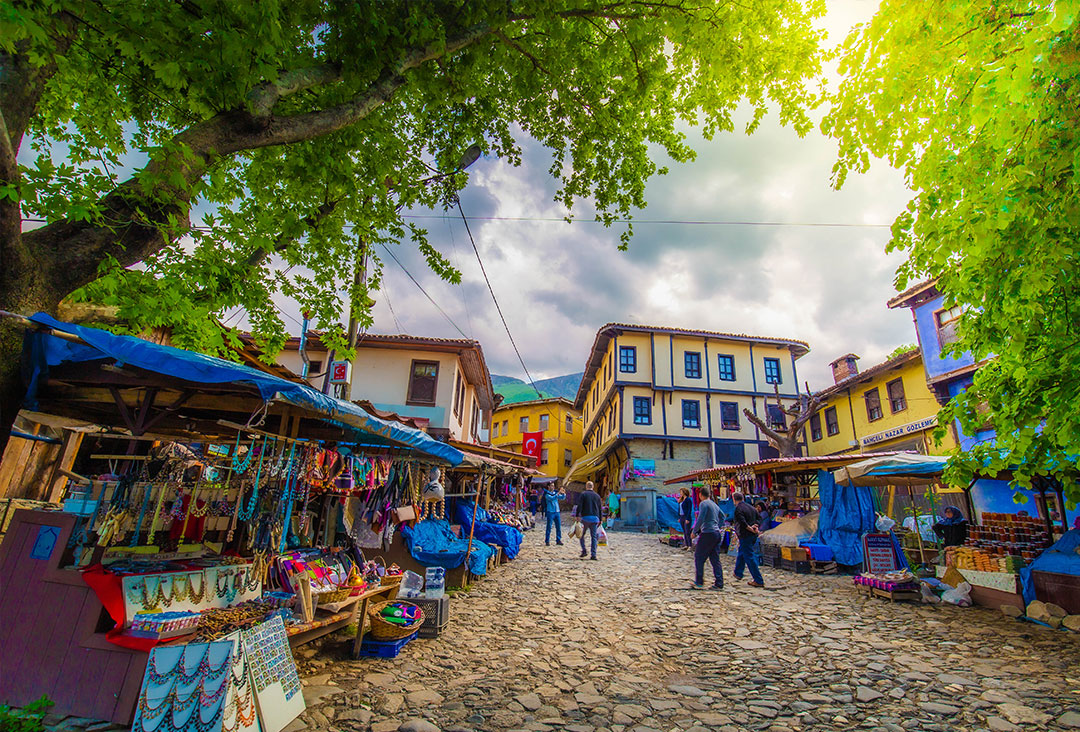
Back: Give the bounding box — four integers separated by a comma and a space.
971, 479, 1079, 528
914, 294, 976, 380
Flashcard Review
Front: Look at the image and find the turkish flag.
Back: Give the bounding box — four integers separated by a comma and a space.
521, 432, 543, 459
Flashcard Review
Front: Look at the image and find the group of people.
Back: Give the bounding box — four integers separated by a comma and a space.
678, 486, 767, 590
531, 480, 606, 560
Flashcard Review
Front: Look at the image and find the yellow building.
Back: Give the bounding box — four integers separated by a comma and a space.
490, 397, 584, 479
807, 350, 956, 456
569, 323, 810, 526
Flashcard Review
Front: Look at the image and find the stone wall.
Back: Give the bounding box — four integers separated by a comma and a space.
622, 438, 712, 495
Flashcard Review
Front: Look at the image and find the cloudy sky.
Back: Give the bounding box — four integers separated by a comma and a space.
323, 0, 918, 392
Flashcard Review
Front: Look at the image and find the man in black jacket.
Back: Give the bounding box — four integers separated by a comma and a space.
578, 481, 603, 560
732, 492, 765, 587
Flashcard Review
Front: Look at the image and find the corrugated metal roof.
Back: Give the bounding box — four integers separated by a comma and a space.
663, 451, 913, 484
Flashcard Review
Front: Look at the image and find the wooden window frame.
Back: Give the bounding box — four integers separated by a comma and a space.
935, 305, 964, 348
684, 351, 702, 379
619, 345, 637, 373
681, 399, 701, 429
564, 448, 573, 467
763, 357, 782, 385
633, 396, 652, 425
565, 414, 573, 434
717, 354, 736, 382
825, 406, 840, 436
519, 416, 529, 433
406, 359, 439, 406
887, 377, 907, 413
766, 403, 786, 430
719, 401, 740, 430
810, 412, 823, 441
864, 387, 883, 422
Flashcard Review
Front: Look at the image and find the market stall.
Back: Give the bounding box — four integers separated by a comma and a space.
0, 314, 463, 727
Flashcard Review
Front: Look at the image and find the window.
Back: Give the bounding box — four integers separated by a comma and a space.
766, 404, 786, 430
564, 449, 573, 467
684, 352, 702, 379
715, 442, 745, 465
453, 371, 464, 419
492, 421, 500, 438
407, 360, 439, 405
633, 397, 651, 425
810, 413, 822, 441
936, 305, 963, 346
764, 357, 782, 385
609, 407, 616, 433
719, 401, 740, 430
520, 416, 529, 432
309, 360, 323, 375
540, 448, 548, 465
682, 400, 701, 428
825, 407, 839, 436
565, 414, 573, 433
758, 444, 780, 460
887, 378, 907, 413
471, 403, 480, 437
619, 346, 637, 373
539, 414, 549, 431
717, 354, 736, 381
502, 420, 508, 436
865, 387, 883, 421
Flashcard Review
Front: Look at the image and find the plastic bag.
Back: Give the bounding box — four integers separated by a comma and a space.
875, 514, 897, 532
597, 525, 608, 547
569, 521, 583, 539
941, 581, 972, 607
399, 570, 424, 598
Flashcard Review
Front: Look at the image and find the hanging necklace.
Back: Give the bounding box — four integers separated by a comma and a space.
276, 441, 298, 553
188, 571, 206, 603
229, 433, 255, 474
236, 437, 267, 521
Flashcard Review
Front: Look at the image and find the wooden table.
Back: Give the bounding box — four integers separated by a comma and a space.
284, 583, 399, 655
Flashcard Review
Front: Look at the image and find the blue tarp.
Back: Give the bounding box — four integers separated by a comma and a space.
655, 495, 682, 530
23, 313, 462, 465
656, 495, 733, 531
814, 469, 877, 566
454, 502, 523, 559
1020, 529, 1080, 605
399, 518, 495, 575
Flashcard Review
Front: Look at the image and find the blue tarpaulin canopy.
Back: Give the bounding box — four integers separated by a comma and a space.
454, 501, 523, 559
21, 313, 463, 465
833, 454, 947, 486
1019, 529, 1080, 606
814, 469, 878, 566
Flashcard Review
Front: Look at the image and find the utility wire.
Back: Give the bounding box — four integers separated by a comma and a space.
377, 241, 469, 339
405, 215, 893, 228
445, 214, 474, 337
455, 197, 544, 400
383, 280, 404, 333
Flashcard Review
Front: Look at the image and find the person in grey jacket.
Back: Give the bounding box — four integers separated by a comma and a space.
691, 485, 724, 590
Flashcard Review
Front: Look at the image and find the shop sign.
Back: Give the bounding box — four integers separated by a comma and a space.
863, 532, 900, 573
860, 416, 938, 447
30, 525, 60, 560
328, 360, 352, 384
631, 458, 655, 476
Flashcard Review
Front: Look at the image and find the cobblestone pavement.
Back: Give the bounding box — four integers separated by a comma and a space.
296, 529, 1080, 732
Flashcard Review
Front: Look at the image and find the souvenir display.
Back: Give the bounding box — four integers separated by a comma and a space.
132, 641, 233, 732
240, 616, 305, 732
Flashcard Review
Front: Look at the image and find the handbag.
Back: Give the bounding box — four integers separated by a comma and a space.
569, 520, 583, 539
393, 505, 417, 523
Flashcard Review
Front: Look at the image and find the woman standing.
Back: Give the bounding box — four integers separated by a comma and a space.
933, 506, 969, 547
679, 486, 695, 550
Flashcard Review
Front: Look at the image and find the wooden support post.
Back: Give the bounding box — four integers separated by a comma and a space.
464, 469, 484, 583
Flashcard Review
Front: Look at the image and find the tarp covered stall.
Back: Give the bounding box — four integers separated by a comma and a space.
565, 435, 623, 483
655, 495, 682, 531
813, 469, 877, 566
399, 518, 495, 576
454, 502, 524, 559
832, 454, 948, 486
1020, 529, 1080, 610
759, 511, 819, 548
19, 313, 463, 465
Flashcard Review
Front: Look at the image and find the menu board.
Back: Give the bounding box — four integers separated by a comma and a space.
863, 532, 900, 573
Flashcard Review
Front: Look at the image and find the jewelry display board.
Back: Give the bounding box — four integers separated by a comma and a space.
241, 615, 304, 732
122, 565, 261, 624
221, 631, 261, 732
132, 640, 233, 732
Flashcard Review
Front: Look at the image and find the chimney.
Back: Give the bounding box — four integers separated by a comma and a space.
829, 354, 860, 384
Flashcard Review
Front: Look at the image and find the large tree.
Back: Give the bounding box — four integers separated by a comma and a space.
825, 2, 1080, 503
0, 1, 825, 451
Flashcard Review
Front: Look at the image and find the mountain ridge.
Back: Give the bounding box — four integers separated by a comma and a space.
492, 371, 584, 405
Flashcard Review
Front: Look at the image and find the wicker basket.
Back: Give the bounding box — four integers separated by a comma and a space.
315, 587, 353, 605
380, 573, 403, 589
368, 600, 424, 641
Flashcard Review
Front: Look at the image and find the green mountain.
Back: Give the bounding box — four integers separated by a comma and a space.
492, 372, 583, 405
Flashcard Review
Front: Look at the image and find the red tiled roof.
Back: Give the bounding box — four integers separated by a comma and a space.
887, 279, 938, 309
812, 349, 921, 400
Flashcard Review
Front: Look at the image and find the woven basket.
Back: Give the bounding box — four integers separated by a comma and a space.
368, 600, 424, 641
380, 573, 403, 588
315, 587, 352, 605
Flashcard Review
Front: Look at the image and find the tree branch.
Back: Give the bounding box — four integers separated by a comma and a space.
247, 64, 344, 117
743, 407, 784, 445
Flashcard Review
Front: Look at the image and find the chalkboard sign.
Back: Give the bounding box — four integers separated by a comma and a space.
863, 532, 900, 573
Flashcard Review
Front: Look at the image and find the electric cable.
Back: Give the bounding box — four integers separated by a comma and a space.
377, 241, 469, 339
455, 197, 544, 400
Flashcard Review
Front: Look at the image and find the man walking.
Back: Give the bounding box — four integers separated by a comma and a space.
543, 481, 565, 546
578, 481, 603, 560
690, 485, 723, 590
732, 492, 765, 588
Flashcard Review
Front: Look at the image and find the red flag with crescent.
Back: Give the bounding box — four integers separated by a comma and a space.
521, 432, 543, 460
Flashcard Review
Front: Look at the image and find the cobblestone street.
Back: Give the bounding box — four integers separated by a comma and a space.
297, 530, 1080, 732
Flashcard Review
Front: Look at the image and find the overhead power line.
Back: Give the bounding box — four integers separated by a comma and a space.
455, 197, 544, 400
404, 215, 893, 228
377, 241, 469, 339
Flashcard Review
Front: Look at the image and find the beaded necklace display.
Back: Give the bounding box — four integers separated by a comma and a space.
222, 650, 255, 732
276, 442, 299, 552
236, 438, 268, 522
148, 459, 183, 545
178, 467, 207, 540
215, 569, 239, 603
147, 643, 231, 685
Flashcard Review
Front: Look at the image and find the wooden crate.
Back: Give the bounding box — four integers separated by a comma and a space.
781, 546, 809, 561
863, 584, 920, 603
809, 560, 838, 575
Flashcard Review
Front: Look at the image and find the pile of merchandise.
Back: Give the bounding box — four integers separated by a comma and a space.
378, 602, 422, 629
961, 513, 1050, 565
945, 544, 1028, 573
853, 569, 919, 592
